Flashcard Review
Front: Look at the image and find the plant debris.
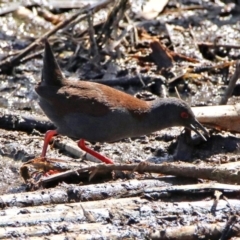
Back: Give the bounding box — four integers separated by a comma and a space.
1, 0, 240, 238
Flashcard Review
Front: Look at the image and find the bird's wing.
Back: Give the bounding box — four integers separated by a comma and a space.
35, 80, 150, 118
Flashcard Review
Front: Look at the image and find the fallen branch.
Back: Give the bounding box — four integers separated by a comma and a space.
42, 161, 240, 185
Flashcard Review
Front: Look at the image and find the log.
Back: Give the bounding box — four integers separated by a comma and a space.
0, 178, 188, 208
0, 180, 239, 209
193, 104, 240, 133
0, 197, 239, 239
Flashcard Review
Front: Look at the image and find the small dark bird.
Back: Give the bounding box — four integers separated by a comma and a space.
35, 40, 208, 164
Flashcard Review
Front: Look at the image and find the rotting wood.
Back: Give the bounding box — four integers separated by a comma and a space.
41, 161, 240, 185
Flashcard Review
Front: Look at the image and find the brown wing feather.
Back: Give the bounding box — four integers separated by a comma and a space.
35, 80, 150, 117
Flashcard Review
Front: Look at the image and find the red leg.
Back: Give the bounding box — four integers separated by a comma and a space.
78, 139, 113, 164
41, 130, 58, 157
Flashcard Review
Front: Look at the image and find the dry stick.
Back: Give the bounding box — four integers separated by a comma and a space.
198, 41, 240, 50
0, 0, 112, 73
220, 61, 240, 105
87, 12, 99, 62
219, 215, 238, 240
41, 161, 240, 185
21, 49, 44, 64
98, 0, 129, 47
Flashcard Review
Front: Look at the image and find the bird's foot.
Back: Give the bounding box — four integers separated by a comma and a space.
41, 129, 58, 157
78, 139, 114, 164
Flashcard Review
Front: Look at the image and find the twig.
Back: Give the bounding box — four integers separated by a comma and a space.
198, 41, 240, 50
220, 61, 240, 105
21, 49, 44, 64
219, 215, 238, 240
87, 11, 100, 62
174, 86, 181, 99
80, 204, 96, 223
98, 0, 129, 47
0, 0, 112, 73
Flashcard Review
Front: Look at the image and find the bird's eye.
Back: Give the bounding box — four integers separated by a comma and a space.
181, 111, 189, 119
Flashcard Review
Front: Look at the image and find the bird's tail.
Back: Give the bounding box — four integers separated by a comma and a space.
41, 39, 64, 86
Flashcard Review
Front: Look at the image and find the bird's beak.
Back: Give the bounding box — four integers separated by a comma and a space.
189, 119, 209, 141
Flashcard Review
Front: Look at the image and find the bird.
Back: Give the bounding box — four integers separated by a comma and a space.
35, 40, 209, 165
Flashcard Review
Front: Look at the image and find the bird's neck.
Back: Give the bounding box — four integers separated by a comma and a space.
141, 98, 179, 132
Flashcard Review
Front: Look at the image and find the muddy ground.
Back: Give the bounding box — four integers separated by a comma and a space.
0, 0, 240, 239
